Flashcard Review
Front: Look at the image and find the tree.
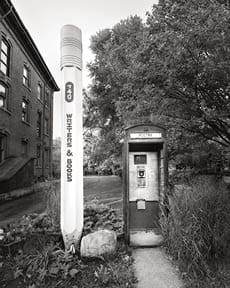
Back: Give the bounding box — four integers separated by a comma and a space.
86, 16, 146, 162
86, 1, 230, 170
145, 0, 230, 147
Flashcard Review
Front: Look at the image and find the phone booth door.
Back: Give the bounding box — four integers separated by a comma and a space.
128, 151, 162, 246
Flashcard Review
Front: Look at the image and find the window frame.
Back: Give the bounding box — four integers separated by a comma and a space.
36, 144, 42, 167
0, 37, 10, 76
44, 90, 49, 107
37, 83, 43, 101
44, 118, 49, 135
0, 132, 7, 163
23, 64, 30, 88
36, 111, 42, 138
22, 99, 29, 123
0, 82, 8, 110
44, 147, 50, 169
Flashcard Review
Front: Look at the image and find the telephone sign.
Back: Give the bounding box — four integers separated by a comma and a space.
130, 132, 162, 139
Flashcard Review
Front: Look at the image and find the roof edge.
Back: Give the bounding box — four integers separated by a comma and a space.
2, 0, 59, 91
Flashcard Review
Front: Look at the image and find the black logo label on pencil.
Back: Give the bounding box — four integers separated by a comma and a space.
65, 82, 74, 102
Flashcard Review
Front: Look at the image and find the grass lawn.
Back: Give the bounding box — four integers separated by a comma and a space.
84, 175, 122, 209
0, 176, 122, 226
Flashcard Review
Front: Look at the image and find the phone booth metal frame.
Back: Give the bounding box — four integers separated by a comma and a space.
122, 124, 168, 246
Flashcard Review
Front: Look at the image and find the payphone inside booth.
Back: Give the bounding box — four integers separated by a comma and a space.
123, 124, 167, 247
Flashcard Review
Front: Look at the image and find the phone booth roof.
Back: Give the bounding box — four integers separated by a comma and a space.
124, 124, 166, 144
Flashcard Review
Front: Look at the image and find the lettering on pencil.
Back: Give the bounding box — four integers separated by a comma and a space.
65, 82, 74, 102
66, 113, 73, 182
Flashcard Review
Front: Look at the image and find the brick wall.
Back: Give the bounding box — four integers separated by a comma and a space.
0, 18, 55, 185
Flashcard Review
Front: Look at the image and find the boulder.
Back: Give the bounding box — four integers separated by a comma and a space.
80, 229, 117, 258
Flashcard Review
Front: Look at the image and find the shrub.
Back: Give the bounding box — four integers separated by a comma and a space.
44, 184, 123, 235
161, 175, 230, 280
83, 200, 123, 236
0, 191, 129, 287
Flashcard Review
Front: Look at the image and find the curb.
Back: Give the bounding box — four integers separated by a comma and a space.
0, 181, 56, 202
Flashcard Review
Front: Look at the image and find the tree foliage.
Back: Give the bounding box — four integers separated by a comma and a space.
86, 1, 230, 168
86, 16, 146, 160
146, 0, 230, 147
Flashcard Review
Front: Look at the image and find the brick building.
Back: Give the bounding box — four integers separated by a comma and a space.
0, 0, 59, 193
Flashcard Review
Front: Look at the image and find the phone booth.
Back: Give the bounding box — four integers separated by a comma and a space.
122, 124, 167, 247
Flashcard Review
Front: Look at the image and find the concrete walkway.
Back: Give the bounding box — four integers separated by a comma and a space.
132, 248, 183, 288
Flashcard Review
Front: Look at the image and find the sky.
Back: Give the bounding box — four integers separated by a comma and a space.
11, 0, 157, 138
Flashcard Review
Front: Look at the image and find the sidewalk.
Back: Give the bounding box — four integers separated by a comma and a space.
132, 248, 183, 288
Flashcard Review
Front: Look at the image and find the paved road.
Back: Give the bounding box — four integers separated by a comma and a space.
0, 190, 45, 226
0, 176, 122, 227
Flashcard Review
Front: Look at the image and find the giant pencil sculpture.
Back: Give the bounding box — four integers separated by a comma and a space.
60, 25, 83, 250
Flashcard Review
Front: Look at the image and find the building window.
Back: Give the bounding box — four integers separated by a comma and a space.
45, 148, 49, 168
44, 118, 49, 135
0, 82, 8, 109
0, 37, 10, 76
22, 100, 29, 122
37, 83, 42, 101
44, 90, 49, 107
0, 133, 7, 163
36, 145, 41, 166
37, 111, 42, 137
23, 65, 30, 87
21, 139, 28, 157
